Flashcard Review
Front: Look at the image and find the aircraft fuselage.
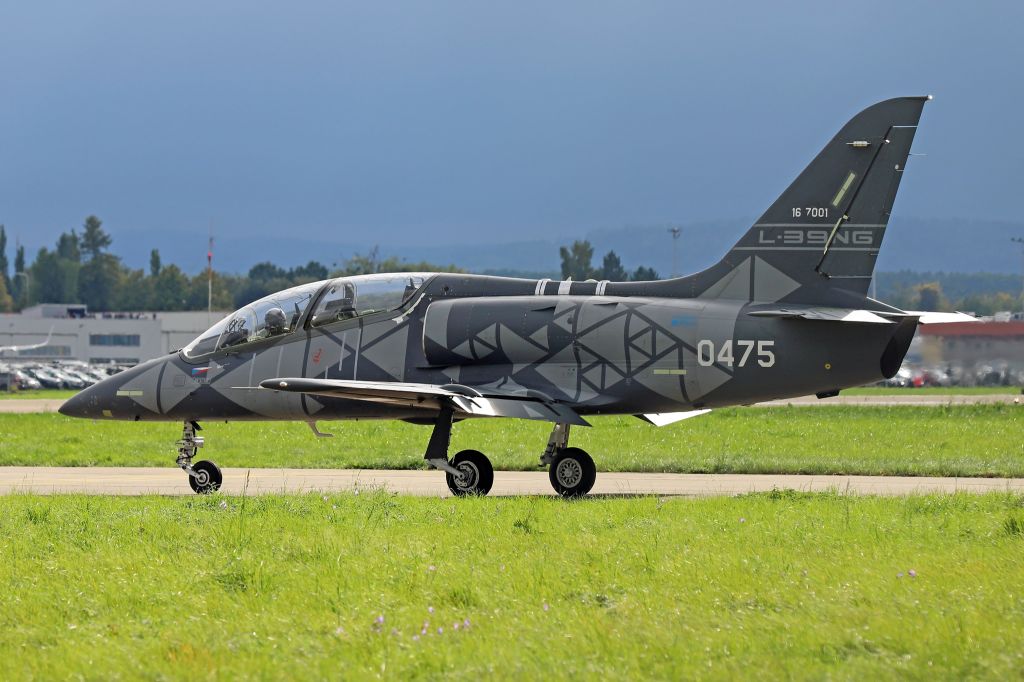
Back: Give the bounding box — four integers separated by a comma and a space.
63, 273, 911, 423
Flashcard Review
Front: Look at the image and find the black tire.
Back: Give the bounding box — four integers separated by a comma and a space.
549, 447, 596, 498
188, 460, 223, 494
446, 450, 494, 497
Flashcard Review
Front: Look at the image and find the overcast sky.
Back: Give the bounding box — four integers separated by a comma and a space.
1, 1, 1021, 271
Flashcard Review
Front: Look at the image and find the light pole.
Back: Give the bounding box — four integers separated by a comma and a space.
668, 227, 682, 277
207, 227, 214, 326
1013, 237, 1024, 310
13, 271, 29, 308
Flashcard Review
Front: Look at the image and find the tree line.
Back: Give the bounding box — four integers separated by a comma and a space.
0, 219, 463, 313
875, 270, 1023, 316
559, 240, 658, 282
0, 219, 1019, 315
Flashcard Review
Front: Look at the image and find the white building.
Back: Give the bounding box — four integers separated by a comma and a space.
0, 304, 228, 364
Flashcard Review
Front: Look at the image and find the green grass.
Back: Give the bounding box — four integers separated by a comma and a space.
1, 492, 1023, 678
2, 405, 1022, 477
0, 389, 77, 400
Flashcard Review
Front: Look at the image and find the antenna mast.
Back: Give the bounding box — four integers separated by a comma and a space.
207, 224, 214, 325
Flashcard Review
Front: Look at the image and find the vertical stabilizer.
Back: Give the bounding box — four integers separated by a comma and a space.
647, 97, 930, 306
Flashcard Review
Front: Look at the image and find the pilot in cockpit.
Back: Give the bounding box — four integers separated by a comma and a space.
265, 307, 288, 336
326, 284, 357, 321
249, 307, 289, 342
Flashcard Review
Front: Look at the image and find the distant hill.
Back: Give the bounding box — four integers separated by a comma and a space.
112, 216, 1023, 277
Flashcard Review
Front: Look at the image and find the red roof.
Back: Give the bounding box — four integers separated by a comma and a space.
918, 321, 1024, 337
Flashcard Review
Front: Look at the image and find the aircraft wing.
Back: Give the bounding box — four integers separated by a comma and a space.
257, 377, 590, 426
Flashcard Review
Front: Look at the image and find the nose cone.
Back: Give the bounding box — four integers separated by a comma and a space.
58, 389, 85, 417
59, 379, 110, 419
58, 356, 167, 420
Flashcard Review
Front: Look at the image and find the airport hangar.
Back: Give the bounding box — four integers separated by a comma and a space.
0, 304, 228, 364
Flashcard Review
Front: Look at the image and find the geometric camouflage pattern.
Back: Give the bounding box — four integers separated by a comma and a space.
60, 97, 929, 425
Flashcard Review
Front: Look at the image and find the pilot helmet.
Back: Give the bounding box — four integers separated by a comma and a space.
265, 307, 287, 333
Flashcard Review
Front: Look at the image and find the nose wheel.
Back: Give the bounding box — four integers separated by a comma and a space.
176, 421, 223, 494
188, 460, 223, 494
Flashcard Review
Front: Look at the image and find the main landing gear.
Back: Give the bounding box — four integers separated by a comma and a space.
425, 404, 494, 496
540, 423, 596, 498
424, 407, 596, 498
176, 421, 223, 494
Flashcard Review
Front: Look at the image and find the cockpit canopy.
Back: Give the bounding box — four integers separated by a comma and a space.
182, 273, 429, 359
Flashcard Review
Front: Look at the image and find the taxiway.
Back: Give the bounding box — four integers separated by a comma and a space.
1, 467, 1021, 497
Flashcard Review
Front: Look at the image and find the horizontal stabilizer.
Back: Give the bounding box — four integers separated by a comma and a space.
636, 409, 712, 427
256, 377, 589, 425
748, 308, 893, 324
749, 307, 977, 326
902, 311, 978, 324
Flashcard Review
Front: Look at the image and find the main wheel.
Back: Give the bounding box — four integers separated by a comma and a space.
549, 447, 596, 498
446, 450, 494, 497
189, 460, 223, 494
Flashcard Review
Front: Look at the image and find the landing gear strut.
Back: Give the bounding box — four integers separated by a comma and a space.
425, 404, 493, 496
542, 423, 596, 498
176, 421, 222, 494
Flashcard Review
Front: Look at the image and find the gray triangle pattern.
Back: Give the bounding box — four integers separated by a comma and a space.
529, 326, 548, 349
499, 324, 548, 364
452, 340, 473, 358
701, 257, 751, 301
753, 256, 801, 303
477, 323, 498, 348
630, 328, 653, 357
119, 363, 163, 414
362, 325, 409, 380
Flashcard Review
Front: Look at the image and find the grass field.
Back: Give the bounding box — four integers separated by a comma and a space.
1, 405, 1021, 477
1, 492, 1022, 678
0, 389, 78, 400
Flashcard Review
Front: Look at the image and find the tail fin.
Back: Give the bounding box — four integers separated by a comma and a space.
694, 96, 929, 305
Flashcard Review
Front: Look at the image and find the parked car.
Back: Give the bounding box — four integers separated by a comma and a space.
59, 367, 96, 387
47, 367, 85, 389
879, 367, 914, 388
24, 366, 65, 389
12, 369, 42, 390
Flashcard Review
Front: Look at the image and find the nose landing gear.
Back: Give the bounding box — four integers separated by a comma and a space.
176, 421, 223, 494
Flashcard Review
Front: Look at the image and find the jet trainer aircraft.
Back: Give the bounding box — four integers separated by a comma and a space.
0, 327, 54, 357
60, 96, 969, 497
